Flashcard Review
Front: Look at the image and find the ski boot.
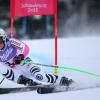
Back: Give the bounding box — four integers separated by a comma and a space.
17, 75, 40, 86
59, 76, 74, 86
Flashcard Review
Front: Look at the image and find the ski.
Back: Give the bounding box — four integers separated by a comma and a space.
37, 85, 69, 94
1, 83, 100, 94
0, 85, 41, 94
0, 83, 72, 94
0, 84, 58, 94
37, 83, 100, 94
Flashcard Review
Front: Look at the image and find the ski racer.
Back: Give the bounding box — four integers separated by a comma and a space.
0, 28, 72, 86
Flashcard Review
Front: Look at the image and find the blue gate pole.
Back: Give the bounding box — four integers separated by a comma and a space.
46, 16, 51, 37
22, 17, 27, 37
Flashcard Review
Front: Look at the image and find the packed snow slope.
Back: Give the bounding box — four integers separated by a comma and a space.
0, 36, 100, 100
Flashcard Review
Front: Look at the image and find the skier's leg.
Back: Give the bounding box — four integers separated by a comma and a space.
30, 67, 57, 84
22, 57, 58, 84
0, 63, 21, 83
0, 63, 36, 86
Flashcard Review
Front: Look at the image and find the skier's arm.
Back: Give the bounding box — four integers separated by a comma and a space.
10, 38, 29, 57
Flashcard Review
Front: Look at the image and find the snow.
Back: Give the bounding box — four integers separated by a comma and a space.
0, 36, 100, 100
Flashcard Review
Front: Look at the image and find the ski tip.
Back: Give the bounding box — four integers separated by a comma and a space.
37, 87, 54, 94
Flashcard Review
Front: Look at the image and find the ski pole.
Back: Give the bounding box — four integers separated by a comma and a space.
0, 78, 5, 85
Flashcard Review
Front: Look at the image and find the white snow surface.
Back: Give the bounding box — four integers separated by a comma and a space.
0, 36, 100, 100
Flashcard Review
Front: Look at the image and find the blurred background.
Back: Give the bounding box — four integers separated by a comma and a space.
0, 0, 100, 39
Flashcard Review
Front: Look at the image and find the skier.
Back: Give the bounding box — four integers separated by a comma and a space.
0, 28, 72, 86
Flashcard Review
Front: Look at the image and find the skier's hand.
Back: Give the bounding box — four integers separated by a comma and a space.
13, 54, 24, 64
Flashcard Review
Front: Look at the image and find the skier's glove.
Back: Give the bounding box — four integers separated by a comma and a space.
17, 75, 38, 86
13, 54, 24, 64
